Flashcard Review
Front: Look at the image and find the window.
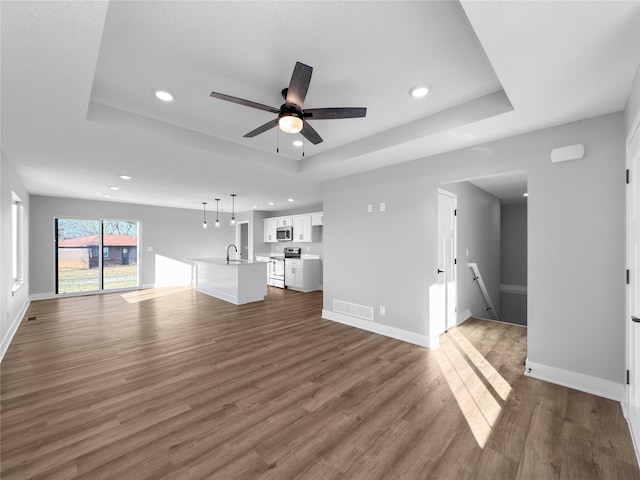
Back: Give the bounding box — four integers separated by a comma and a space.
11, 192, 24, 292
56, 218, 139, 294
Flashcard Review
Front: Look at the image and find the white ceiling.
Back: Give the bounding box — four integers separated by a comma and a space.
1, 1, 638, 212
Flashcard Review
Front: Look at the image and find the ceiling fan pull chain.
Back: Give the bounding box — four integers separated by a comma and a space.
276, 127, 280, 154
302, 138, 305, 158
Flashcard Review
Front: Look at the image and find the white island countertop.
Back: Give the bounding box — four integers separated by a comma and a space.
192, 257, 268, 305
191, 257, 267, 265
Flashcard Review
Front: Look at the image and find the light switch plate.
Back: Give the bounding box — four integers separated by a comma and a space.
380, 202, 386, 212
367, 204, 373, 213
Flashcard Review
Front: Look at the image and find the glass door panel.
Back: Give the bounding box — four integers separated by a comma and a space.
56, 218, 101, 294
102, 220, 139, 290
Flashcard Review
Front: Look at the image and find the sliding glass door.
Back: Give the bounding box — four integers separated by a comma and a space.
56, 218, 139, 294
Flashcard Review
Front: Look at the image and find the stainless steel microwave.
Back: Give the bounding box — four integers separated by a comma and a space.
276, 226, 293, 242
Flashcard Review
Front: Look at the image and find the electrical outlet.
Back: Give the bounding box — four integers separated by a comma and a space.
367, 204, 373, 213
306, 247, 310, 252
380, 202, 386, 212
379, 306, 386, 315
147, 246, 153, 252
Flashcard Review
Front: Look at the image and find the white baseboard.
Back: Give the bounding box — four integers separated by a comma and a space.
524, 359, 624, 402
1, 299, 30, 362
456, 309, 471, 325
321, 309, 438, 349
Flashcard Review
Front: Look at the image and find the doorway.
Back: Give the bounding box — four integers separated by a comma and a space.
437, 189, 457, 332
438, 172, 528, 329
627, 117, 639, 450
238, 222, 249, 261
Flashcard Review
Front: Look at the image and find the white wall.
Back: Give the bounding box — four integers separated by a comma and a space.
440, 181, 501, 321
322, 112, 625, 390
1, 151, 30, 360
29, 196, 235, 295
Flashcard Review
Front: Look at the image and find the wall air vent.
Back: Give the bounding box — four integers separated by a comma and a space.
333, 300, 374, 321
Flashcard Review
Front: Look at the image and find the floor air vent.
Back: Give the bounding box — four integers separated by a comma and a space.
333, 300, 374, 321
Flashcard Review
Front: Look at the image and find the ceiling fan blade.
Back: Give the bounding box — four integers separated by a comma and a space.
303, 107, 367, 119
285, 62, 313, 109
210, 91, 280, 114
244, 119, 279, 138
300, 121, 323, 145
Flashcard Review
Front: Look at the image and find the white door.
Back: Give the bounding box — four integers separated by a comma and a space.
437, 190, 457, 332
627, 119, 640, 449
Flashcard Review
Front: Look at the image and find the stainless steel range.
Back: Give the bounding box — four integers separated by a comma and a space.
268, 247, 301, 289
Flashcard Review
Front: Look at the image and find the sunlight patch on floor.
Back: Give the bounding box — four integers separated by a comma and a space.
435, 330, 512, 448
120, 285, 192, 304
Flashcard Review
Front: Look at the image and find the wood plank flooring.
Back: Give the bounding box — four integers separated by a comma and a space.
1, 286, 638, 479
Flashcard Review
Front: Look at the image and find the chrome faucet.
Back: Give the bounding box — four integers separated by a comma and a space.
226, 244, 238, 263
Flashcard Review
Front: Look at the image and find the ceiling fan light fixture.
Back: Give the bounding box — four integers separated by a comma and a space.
278, 112, 303, 134
409, 84, 430, 98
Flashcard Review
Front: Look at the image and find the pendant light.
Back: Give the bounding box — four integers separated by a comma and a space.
214, 198, 220, 228
230, 194, 236, 226
202, 202, 208, 229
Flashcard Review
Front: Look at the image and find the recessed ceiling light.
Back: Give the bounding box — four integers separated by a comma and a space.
103, 194, 111, 198
154, 90, 174, 102
252, 205, 258, 209
523, 193, 529, 197
287, 198, 294, 202
119, 175, 132, 180
292, 140, 303, 147
109, 186, 120, 191
268, 202, 275, 206
409, 84, 430, 98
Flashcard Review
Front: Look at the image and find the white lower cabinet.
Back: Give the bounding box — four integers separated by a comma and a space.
285, 261, 303, 290
285, 258, 321, 292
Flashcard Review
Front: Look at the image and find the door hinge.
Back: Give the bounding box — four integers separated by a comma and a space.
626, 169, 630, 184
454, 209, 457, 216
454, 258, 457, 265
627, 269, 630, 285
627, 369, 630, 385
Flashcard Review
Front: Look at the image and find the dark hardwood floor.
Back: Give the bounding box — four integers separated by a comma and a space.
1, 286, 638, 479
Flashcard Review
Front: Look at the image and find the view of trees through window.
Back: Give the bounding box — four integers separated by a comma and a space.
56, 218, 139, 294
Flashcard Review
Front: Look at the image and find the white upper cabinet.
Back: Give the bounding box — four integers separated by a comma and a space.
263, 212, 322, 243
293, 215, 313, 242
263, 217, 278, 243
276, 217, 293, 227
310, 213, 323, 226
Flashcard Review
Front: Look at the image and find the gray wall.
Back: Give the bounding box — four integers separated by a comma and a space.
500, 203, 528, 326
29, 196, 235, 295
1, 151, 30, 353
323, 112, 625, 385
440, 181, 501, 322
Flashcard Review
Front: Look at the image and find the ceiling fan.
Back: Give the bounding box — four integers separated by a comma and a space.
210, 61, 366, 145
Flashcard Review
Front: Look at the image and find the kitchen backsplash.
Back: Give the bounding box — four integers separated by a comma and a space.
270, 240, 323, 258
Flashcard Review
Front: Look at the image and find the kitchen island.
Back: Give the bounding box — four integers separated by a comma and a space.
193, 258, 268, 305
